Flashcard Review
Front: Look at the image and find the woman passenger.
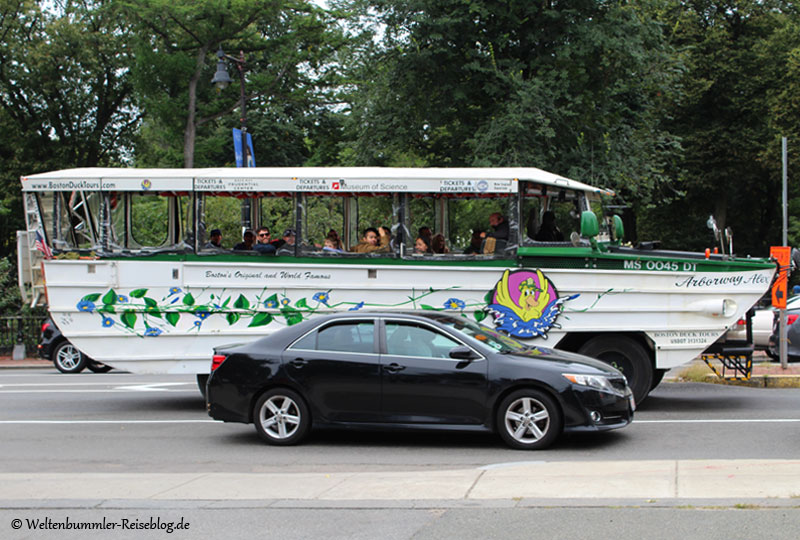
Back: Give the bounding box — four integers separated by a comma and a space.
414, 236, 431, 254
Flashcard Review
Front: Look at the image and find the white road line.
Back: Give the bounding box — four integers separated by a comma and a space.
0, 382, 193, 387
635, 418, 800, 423
0, 418, 798, 425
0, 420, 214, 424
0, 389, 197, 394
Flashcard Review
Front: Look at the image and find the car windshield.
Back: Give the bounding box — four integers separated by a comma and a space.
436, 317, 528, 354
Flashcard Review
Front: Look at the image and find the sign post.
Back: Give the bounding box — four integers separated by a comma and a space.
771, 246, 791, 369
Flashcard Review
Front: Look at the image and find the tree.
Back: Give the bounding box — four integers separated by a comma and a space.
642, 0, 800, 254
123, 0, 350, 168
341, 0, 683, 223
0, 0, 140, 257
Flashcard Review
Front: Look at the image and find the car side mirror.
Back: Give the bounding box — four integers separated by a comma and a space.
449, 346, 478, 360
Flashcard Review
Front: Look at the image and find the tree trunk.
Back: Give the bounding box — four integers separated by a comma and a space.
184, 45, 209, 168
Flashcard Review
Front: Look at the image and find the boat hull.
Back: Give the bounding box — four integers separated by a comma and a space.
42, 256, 775, 374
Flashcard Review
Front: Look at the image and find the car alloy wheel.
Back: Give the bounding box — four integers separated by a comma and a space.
53, 341, 86, 374
497, 389, 561, 450
253, 388, 310, 446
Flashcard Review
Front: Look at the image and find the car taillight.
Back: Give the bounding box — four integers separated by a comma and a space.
41, 321, 50, 333
211, 354, 227, 371
735, 318, 745, 326
788, 314, 799, 326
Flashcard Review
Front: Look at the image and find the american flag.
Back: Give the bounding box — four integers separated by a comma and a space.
34, 230, 53, 259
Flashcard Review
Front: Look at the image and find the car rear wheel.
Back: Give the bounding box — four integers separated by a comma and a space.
53, 341, 86, 374
86, 360, 112, 373
253, 389, 310, 446
496, 389, 562, 450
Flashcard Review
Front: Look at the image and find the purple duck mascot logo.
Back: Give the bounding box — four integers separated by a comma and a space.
488, 269, 577, 339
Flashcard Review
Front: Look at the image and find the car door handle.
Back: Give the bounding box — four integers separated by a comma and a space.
383, 363, 405, 373
289, 358, 307, 368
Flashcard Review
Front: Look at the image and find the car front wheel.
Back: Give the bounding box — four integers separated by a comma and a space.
253, 389, 310, 446
496, 389, 562, 450
53, 341, 86, 374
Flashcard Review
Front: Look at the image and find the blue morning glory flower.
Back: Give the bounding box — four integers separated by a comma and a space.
169, 287, 182, 296
144, 327, 162, 337
444, 298, 466, 310
101, 317, 114, 327
349, 302, 365, 311
280, 297, 290, 307
264, 300, 278, 309
77, 300, 95, 312
117, 295, 128, 303
193, 320, 202, 328
195, 311, 210, 320
313, 292, 330, 306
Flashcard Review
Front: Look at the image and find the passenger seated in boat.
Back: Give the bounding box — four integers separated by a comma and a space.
233, 229, 255, 250
351, 227, 390, 254
431, 233, 449, 254
480, 213, 509, 242
254, 226, 276, 254
535, 211, 564, 242
413, 236, 431, 254
205, 229, 223, 249
322, 237, 344, 253
275, 229, 296, 255
462, 230, 483, 255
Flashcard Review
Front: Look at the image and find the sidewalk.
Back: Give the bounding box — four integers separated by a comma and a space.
0, 356, 51, 369
667, 354, 800, 388
1, 459, 799, 505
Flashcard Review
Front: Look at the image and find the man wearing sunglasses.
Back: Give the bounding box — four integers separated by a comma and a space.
254, 226, 276, 254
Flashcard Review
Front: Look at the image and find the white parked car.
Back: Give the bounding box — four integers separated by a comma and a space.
725, 295, 800, 357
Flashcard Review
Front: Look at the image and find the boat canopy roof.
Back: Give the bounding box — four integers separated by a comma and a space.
21, 167, 614, 196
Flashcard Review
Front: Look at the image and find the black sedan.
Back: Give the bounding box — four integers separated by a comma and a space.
206, 312, 634, 450
39, 318, 112, 374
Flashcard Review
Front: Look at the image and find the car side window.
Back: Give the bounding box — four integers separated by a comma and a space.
315, 322, 375, 354
290, 331, 317, 351
385, 322, 460, 358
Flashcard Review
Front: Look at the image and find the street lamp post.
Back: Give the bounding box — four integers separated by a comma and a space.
212, 46, 252, 228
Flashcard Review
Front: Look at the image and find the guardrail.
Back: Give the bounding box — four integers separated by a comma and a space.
0, 316, 43, 355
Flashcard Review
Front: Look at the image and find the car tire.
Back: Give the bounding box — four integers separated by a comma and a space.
53, 341, 87, 374
197, 374, 209, 399
496, 389, 562, 450
253, 388, 310, 446
578, 336, 653, 405
86, 360, 112, 373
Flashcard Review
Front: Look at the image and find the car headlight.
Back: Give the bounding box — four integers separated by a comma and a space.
562, 373, 621, 395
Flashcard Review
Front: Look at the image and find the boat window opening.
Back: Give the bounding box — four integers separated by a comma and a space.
302, 194, 346, 251
40, 190, 102, 251
108, 191, 127, 250
130, 192, 169, 248
351, 195, 394, 252
522, 196, 543, 241
259, 195, 295, 245
200, 195, 242, 251
547, 196, 582, 242
406, 196, 435, 251
447, 197, 508, 253
179, 194, 194, 248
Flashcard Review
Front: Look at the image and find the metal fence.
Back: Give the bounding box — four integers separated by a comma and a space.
0, 316, 43, 355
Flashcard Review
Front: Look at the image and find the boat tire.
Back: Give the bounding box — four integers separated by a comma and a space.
578, 336, 653, 405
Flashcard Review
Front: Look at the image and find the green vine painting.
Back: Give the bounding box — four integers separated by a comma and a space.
75, 286, 489, 337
